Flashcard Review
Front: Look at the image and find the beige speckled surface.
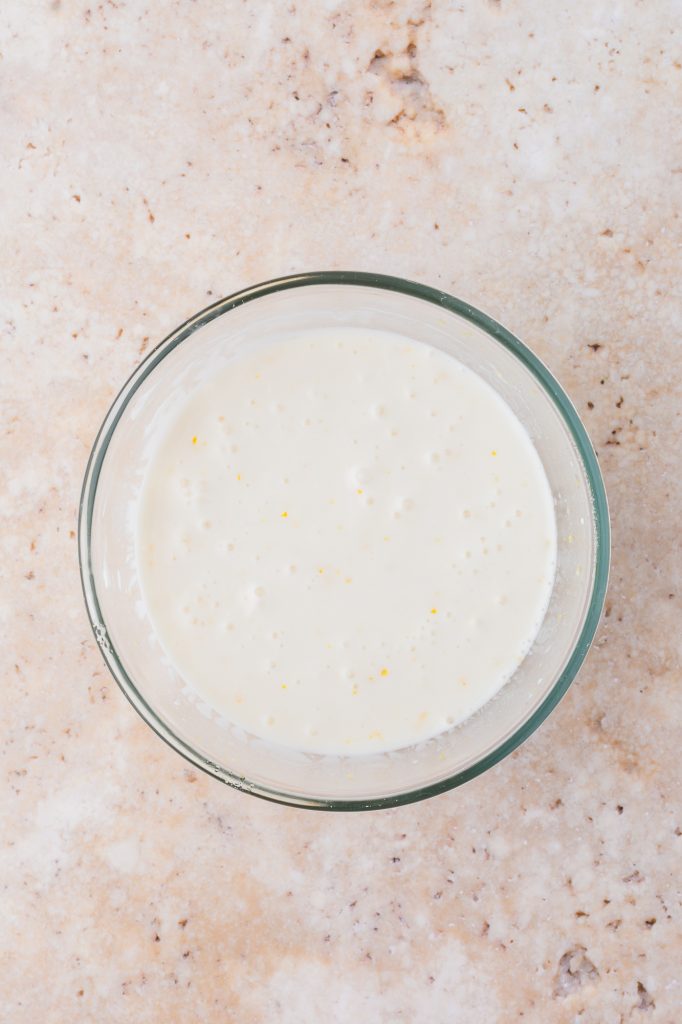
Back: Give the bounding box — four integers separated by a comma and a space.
2, 1, 681, 1021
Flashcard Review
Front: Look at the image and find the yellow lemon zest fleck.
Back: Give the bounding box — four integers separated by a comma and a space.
368, 730, 384, 741
431, 607, 438, 615
380, 667, 389, 677
318, 567, 324, 574
281, 511, 288, 518
351, 684, 359, 696
280, 683, 287, 690
236, 473, 241, 481
192, 436, 197, 445
491, 449, 497, 456
356, 488, 363, 495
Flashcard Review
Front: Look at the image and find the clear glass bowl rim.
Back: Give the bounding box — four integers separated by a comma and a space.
78, 271, 610, 811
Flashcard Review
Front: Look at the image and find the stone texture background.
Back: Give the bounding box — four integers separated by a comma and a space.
1, 1, 680, 1021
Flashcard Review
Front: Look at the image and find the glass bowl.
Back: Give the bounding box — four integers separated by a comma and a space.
79, 272, 609, 810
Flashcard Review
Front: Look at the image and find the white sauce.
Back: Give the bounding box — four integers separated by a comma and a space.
138, 328, 556, 755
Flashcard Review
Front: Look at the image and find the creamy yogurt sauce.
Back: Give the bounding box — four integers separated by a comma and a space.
138, 328, 556, 755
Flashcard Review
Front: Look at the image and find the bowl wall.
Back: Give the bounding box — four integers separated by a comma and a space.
79, 274, 609, 809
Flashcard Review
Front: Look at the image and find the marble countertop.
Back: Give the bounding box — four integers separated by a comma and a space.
2, 1, 680, 1020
